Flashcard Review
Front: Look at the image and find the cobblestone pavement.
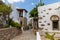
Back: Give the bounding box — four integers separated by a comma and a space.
11, 30, 36, 40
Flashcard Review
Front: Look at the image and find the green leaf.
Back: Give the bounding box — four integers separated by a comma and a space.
29, 0, 44, 17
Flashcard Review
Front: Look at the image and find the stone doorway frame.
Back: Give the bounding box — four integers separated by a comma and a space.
50, 15, 59, 30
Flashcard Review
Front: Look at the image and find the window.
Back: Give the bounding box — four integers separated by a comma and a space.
44, 21, 46, 23
39, 21, 42, 23
39, 17, 42, 19
19, 12, 23, 17
47, 13, 48, 14
47, 23, 50, 25
20, 21, 22, 25
41, 24, 45, 26
43, 15, 45, 17
43, 10, 46, 12
48, 8, 52, 10
53, 21, 59, 30
41, 11, 43, 13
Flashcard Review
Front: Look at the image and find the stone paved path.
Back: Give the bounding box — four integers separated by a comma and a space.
11, 30, 36, 40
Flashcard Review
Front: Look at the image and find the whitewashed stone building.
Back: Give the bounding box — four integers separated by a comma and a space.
38, 2, 60, 31
10, 7, 27, 30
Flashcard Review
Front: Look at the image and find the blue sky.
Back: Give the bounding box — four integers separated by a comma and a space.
2, 0, 60, 23
2, 0, 59, 12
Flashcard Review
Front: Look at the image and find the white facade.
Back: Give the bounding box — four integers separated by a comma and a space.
38, 2, 60, 31
23, 10, 27, 17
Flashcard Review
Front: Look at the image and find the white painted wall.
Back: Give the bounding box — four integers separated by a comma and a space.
38, 2, 60, 31
23, 10, 27, 17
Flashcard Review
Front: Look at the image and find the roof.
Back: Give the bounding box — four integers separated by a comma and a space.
38, 2, 60, 12
16, 9, 28, 13
38, 2, 60, 8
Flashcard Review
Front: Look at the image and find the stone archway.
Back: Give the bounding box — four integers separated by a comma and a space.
50, 15, 59, 30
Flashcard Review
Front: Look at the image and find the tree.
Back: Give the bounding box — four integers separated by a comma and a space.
30, 7, 38, 17
38, 0, 44, 6
0, 1, 12, 18
29, 0, 44, 17
29, 0, 44, 29
0, 1, 12, 26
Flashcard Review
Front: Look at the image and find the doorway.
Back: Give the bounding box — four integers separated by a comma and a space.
53, 20, 59, 30
50, 15, 59, 30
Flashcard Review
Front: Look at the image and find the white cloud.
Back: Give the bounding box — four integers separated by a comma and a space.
7, 0, 25, 4
16, 6, 20, 9
32, 3, 34, 5
2, 0, 5, 2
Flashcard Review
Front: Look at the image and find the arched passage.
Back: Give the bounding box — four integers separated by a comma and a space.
50, 15, 59, 30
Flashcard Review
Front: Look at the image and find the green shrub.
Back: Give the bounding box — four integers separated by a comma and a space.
8, 18, 15, 26
10, 21, 21, 29
14, 22, 21, 29
5, 25, 10, 28
45, 32, 55, 40
6, 18, 21, 29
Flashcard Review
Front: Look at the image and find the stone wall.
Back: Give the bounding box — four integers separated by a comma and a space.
0, 27, 22, 40
19, 17, 27, 30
